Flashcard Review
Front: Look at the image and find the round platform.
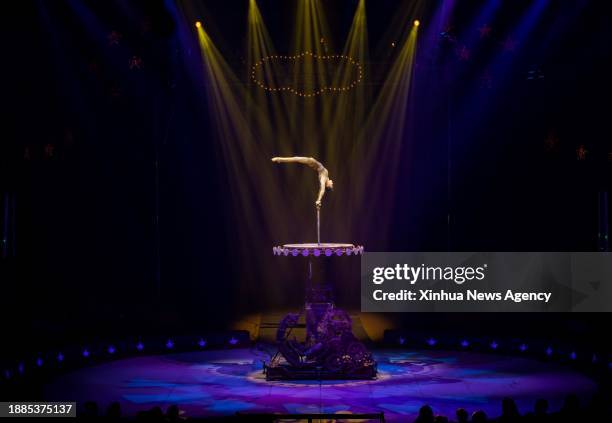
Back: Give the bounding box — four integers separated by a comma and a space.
44, 348, 596, 421
273, 243, 364, 257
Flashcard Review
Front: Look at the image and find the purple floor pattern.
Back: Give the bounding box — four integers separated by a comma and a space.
44, 348, 596, 421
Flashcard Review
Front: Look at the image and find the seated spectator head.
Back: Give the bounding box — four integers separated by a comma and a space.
501, 397, 519, 418
434, 415, 449, 423
562, 393, 579, 413
83, 401, 98, 417
472, 410, 488, 423
415, 405, 434, 423
456, 408, 469, 423
534, 398, 548, 415
149, 406, 164, 422
166, 404, 180, 421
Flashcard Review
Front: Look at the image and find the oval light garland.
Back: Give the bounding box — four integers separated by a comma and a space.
251, 51, 362, 97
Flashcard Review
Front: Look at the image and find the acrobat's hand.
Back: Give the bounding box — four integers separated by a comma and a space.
315, 200, 322, 210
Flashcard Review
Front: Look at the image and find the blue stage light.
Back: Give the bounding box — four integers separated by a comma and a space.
36, 357, 43, 367
198, 338, 207, 348
519, 344, 528, 352
427, 337, 437, 346
82, 349, 90, 358
460, 340, 469, 348
545, 347, 553, 356
107, 345, 116, 354
57, 353, 64, 362
136, 341, 144, 351
229, 337, 239, 346
166, 339, 174, 349
569, 351, 577, 360
398, 336, 406, 345
490, 341, 498, 350
18, 363, 24, 374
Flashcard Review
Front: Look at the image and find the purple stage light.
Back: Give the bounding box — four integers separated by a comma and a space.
335, 248, 343, 256
36, 357, 43, 367
346, 248, 352, 255
519, 344, 528, 352
229, 337, 238, 346
107, 345, 116, 354
57, 353, 64, 362
546, 346, 553, 356
136, 342, 144, 351
569, 351, 577, 360
301, 249, 309, 257
460, 340, 469, 348
283, 249, 289, 256
398, 336, 406, 345
427, 337, 437, 347
198, 338, 207, 348
166, 339, 174, 349
313, 249, 321, 257
490, 341, 498, 350
324, 248, 332, 257
291, 249, 298, 257
17, 363, 24, 374
82, 349, 90, 358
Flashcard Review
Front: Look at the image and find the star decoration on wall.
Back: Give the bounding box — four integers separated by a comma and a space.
576, 144, 588, 160
502, 36, 517, 52
44, 143, 55, 159
129, 56, 143, 70
107, 30, 122, 46
544, 131, 559, 152
478, 24, 492, 38
480, 70, 493, 89
457, 45, 470, 61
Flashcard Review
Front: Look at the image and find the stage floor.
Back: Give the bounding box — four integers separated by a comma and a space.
44, 348, 596, 421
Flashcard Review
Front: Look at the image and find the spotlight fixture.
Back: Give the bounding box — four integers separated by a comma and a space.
413, 19, 420, 27
195, 21, 202, 29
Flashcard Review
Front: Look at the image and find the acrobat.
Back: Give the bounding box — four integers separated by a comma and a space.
271, 156, 333, 209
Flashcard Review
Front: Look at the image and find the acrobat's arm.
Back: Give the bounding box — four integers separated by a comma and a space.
315, 176, 326, 209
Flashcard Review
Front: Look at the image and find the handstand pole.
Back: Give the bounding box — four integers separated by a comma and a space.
317, 208, 321, 245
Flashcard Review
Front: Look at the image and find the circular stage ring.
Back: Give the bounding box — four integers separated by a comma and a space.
273, 243, 364, 257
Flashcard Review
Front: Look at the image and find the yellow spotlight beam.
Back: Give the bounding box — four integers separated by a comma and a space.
196, 23, 297, 308
348, 23, 419, 245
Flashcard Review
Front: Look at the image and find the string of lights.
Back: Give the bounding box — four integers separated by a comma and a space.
250, 51, 363, 97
